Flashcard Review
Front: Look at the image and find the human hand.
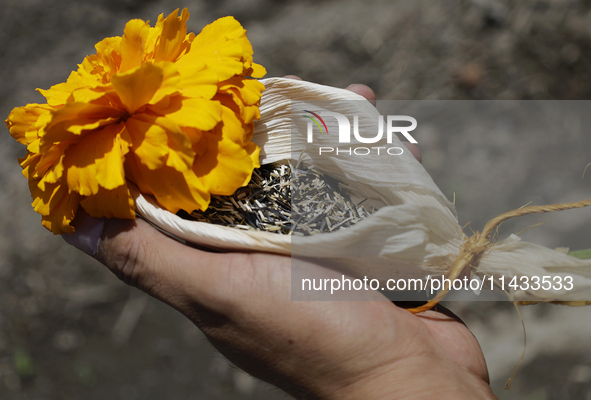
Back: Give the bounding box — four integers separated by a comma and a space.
63, 80, 496, 400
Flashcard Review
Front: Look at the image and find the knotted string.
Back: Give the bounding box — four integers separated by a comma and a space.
408, 197, 591, 314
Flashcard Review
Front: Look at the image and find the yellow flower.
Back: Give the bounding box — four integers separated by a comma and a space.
5, 9, 266, 234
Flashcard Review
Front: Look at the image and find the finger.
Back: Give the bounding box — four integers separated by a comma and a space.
343, 85, 421, 162
283, 75, 303, 80
345, 84, 376, 107
342, 85, 422, 162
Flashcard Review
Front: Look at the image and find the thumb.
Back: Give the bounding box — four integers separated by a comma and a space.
62, 209, 248, 320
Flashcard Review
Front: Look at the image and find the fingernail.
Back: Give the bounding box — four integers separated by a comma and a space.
63, 211, 105, 256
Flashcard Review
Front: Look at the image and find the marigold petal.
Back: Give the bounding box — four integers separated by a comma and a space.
180, 126, 204, 148
64, 123, 128, 196
127, 114, 195, 172
120, 19, 150, 73
48, 102, 122, 127
84, 90, 126, 109
65, 160, 97, 196
81, 184, 135, 220
217, 77, 264, 123
152, 116, 195, 172
111, 63, 163, 113
38, 71, 101, 106
182, 17, 247, 82
158, 96, 222, 132
190, 16, 261, 78
36, 143, 68, 189
127, 153, 209, 212
194, 135, 260, 196
79, 55, 102, 78
45, 116, 121, 144
95, 123, 131, 190
124, 151, 151, 195
193, 108, 260, 195
26, 138, 41, 156
224, 78, 265, 106
5, 104, 52, 145
69, 84, 113, 104
39, 155, 65, 190
42, 102, 124, 146
149, 62, 181, 105
251, 63, 267, 78
191, 39, 244, 82
175, 63, 218, 99
192, 16, 246, 49
30, 181, 50, 216
189, 130, 208, 157
94, 37, 122, 80
126, 115, 169, 170
154, 8, 190, 63
20, 152, 41, 180
144, 18, 163, 60
30, 181, 81, 234
213, 96, 257, 145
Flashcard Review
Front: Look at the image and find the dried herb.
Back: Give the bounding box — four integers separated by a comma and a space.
182, 162, 375, 235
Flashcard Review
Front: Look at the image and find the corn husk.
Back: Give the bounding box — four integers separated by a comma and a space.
133, 77, 591, 304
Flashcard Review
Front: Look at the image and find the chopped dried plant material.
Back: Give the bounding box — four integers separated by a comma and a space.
179, 163, 375, 235
291, 164, 375, 236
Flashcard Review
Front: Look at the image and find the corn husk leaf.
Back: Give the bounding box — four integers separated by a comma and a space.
134, 77, 591, 304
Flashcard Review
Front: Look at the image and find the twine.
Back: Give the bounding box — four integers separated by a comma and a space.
407, 197, 591, 314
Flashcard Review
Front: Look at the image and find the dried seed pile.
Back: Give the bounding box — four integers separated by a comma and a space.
180, 164, 291, 234
291, 165, 375, 235
181, 163, 375, 235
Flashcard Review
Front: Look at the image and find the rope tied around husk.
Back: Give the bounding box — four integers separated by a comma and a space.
408, 197, 591, 314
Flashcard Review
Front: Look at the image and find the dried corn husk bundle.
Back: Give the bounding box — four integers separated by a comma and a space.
134, 77, 591, 305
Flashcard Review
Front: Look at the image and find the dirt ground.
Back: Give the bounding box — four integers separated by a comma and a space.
1, 0, 591, 399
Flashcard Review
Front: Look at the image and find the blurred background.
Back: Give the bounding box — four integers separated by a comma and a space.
1, 0, 591, 399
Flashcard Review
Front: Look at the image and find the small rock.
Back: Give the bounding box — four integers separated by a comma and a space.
3, 373, 21, 392
569, 364, 591, 383
52, 330, 83, 353
457, 63, 484, 89
119, 385, 138, 400
233, 370, 257, 396
560, 43, 581, 65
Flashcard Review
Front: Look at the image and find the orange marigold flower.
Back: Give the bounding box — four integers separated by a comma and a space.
5, 9, 266, 234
